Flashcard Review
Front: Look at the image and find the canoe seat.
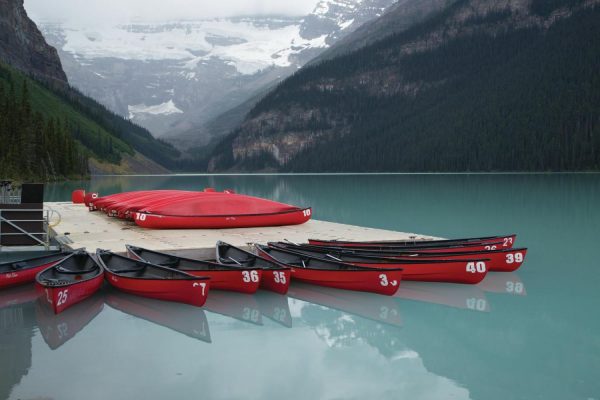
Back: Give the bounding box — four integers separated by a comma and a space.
10, 262, 28, 270
56, 266, 99, 274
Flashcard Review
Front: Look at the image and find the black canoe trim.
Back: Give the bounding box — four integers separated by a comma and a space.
216, 241, 289, 271
126, 245, 257, 272
97, 249, 210, 281
255, 245, 403, 272
35, 251, 103, 288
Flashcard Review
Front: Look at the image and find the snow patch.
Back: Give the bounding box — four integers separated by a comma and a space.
128, 99, 183, 119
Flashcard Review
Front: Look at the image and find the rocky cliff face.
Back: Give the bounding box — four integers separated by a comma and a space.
0, 0, 67, 83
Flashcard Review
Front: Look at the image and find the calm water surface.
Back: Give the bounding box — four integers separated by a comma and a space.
1, 174, 599, 399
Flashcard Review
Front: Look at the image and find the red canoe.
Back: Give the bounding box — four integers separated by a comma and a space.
126, 245, 261, 294
255, 245, 402, 296
216, 241, 291, 294
275, 243, 527, 272
133, 193, 311, 229
308, 234, 517, 249
269, 243, 487, 284
114, 192, 202, 219
35, 251, 105, 314
92, 190, 179, 212
1, 251, 73, 289
97, 250, 210, 306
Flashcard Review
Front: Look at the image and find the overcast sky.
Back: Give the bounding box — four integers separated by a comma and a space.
25, 0, 318, 24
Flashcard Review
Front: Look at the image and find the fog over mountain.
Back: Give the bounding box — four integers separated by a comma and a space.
25, 0, 396, 152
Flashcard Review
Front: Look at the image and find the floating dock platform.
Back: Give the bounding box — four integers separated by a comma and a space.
45, 202, 437, 257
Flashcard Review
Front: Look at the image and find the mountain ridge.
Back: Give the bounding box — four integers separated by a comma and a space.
207, 0, 600, 172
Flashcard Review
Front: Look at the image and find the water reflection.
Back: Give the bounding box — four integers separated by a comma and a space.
288, 282, 402, 327
254, 291, 292, 328
479, 272, 527, 296
36, 292, 104, 350
105, 289, 211, 343
204, 291, 263, 325
395, 281, 491, 312
0, 285, 37, 400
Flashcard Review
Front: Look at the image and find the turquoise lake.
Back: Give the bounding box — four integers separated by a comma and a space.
1, 173, 599, 399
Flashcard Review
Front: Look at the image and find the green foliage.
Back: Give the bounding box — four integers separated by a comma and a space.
0, 76, 88, 180
0, 62, 181, 180
219, 4, 600, 172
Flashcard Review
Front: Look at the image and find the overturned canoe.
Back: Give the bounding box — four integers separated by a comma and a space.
269, 243, 488, 284
97, 250, 210, 307
308, 234, 517, 249
133, 193, 311, 229
255, 245, 402, 296
35, 251, 105, 314
216, 241, 291, 294
126, 245, 261, 294
1, 251, 73, 289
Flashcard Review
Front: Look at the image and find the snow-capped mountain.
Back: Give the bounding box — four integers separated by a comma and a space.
35, 0, 396, 148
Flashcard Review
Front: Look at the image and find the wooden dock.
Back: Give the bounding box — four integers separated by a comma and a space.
45, 202, 437, 257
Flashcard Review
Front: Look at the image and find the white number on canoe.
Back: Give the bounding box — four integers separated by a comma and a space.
302, 209, 311, 217
57, 289, 69, 306
505, 252, 523, 264
136, 213, 147, 221
273, 271, 287, 284
242, 270, 259, 283
193, 282, 207, 296
379, 274, 398, 287
466, 261, 486, 273
484, 245, 497, 250
503, 237, 513, 247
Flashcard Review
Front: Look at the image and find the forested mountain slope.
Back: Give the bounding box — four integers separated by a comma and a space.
209, 0, 600, 172
0, 0, 179, 180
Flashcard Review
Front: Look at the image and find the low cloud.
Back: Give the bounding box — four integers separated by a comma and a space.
25, 0, 318, 25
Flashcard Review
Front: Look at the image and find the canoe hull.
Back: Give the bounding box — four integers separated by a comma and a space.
350, 260, 487, 284
308, 234, 517, 249
133, 208, 311, 229
1, 259, 63, 289
185, 269, 261, 294
36, 273, 104, 314
260, 268, 291, 295
390, 248, 527, 272
104, 271, 210, 307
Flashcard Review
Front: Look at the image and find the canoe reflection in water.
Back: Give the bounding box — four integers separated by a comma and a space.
395, 281, 491, 312
105, 289, 211, 343
288, 282, 402, 327
479, 272, 527, 296
36, 291, 104, 350
254, 291, 292, 328
203, 291, 263, 326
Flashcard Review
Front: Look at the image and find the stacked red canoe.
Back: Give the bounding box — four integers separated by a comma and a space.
86, 189, 312, 229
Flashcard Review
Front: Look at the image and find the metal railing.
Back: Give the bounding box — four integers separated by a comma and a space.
0, 208, 54, 250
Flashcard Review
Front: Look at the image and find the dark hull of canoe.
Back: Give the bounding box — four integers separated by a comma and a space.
126, 247, 261, 294
308, 234, 517, 248
104, 270, 209, 307
105, 291, 211, 342
0, 253, 72, 289
133, 207, 311, 229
